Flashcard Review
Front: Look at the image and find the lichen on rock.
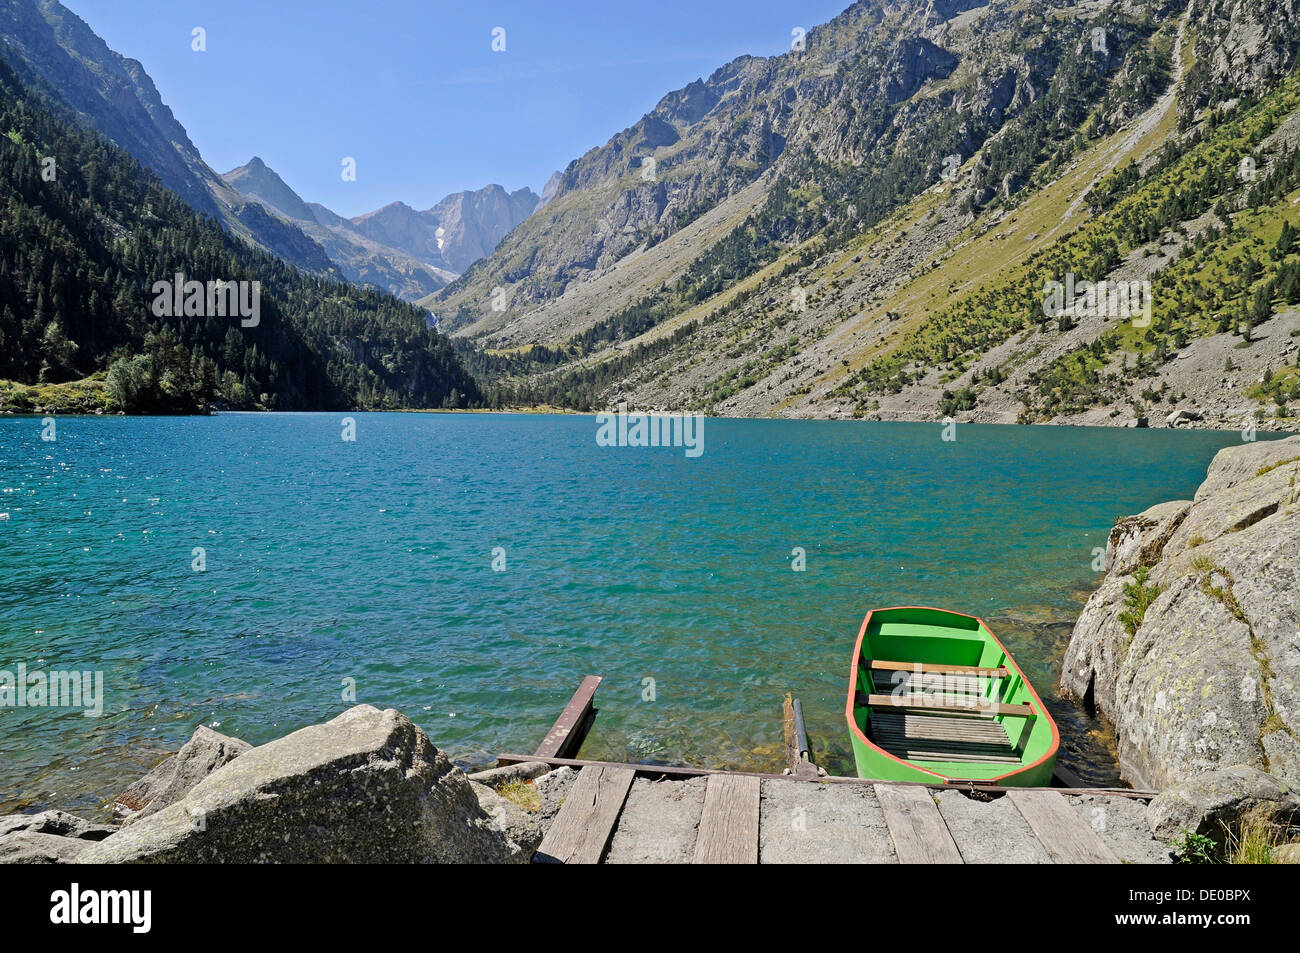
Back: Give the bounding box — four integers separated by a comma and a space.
1060, 435, 1300, 791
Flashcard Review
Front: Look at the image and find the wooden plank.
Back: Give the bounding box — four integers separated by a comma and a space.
534, 675, 602, 759
693, 774, 760, 864
875, 735, 1014, 748
867, 693, 1033, 718
494, 753, 1161, 798
782, 692, 800, 775
874, 732, 1014, 750
874, 739, 1019, 757
874, 783, 964, 864
875, 734, 1008, 748
533, 765, 634, 864
872, 715, 1019, 762
869, 659, 1008, 677
886, 750, 1022, 765
1008, 790, 1120, 864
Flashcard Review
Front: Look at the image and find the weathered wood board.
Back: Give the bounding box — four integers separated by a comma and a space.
1008, 789, 1121, 864
693, 774, 761, 864
874, 783, 964, 864
534, 764, 635, 864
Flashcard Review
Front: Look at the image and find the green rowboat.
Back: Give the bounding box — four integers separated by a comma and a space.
845, 606, 1059, 785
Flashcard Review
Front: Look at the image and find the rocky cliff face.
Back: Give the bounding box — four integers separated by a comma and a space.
431, 0, 996, 323
1060, 435, 1300, 791
414, 0, 1300, 432
221, 158, 458, 301
222, 156, 319, 224
348, 185, 540, 275
1180, 0, 1300, 125
421, 185, 541, 273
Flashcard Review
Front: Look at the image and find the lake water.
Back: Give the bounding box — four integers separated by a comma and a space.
0, 413, 1278, 815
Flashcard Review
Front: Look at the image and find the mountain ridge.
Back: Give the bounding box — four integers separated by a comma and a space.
220, 156, 539, 300
0, 0, 337, 275
0, 52, 480, 413
432, 0, 1300, 434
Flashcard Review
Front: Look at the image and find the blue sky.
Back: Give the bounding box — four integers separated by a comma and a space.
63, 0, 852, 218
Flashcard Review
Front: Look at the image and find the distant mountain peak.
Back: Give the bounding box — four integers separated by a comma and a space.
350, 184, 540, 274
351, 199, 418, 223
221, 156, 316, 224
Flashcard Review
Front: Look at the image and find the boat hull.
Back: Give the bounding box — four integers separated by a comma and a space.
845, 606, 1059, 786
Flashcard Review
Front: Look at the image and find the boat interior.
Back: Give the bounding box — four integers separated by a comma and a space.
853, 607, 1043, 771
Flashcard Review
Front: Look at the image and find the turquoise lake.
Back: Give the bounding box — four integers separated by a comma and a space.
0, 413, 1281, 814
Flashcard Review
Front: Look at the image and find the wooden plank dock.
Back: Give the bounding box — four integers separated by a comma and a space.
502, 676, 1170, 865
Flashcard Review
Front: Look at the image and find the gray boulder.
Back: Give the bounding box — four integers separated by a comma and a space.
1146, 765, 1300, 842
465, 761, 553, 855
1060, 435, 1300, 789
1275, 843, 1300, 864
466, 761, 552, 787
1165, 408, 1202, 428
79, 705, 525, 863
114, 725, 251, 823
0, 810, 116, 864
535, 766, 579, 826
470, 782, 543, 854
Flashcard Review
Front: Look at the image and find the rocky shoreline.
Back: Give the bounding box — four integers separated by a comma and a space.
1060, 433, 1300, 845
0, 706, 562, 864
0, 707, 1176, 864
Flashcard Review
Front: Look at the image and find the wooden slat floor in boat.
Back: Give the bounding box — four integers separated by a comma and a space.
870, 710, 1020, 764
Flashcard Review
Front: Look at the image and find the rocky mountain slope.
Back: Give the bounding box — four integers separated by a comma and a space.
221, 156, 457, 301
432, 0, 1300, 433
0, 0, 536, 304
0, 0, 335, 275
223, 157, 537, 301
0, 54, 480, 413
1059, 434, 1299, 816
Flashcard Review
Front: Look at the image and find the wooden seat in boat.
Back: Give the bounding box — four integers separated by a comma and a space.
864, 658, 1008, 700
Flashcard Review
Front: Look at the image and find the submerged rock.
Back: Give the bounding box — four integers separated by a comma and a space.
114, 725, 251, 823
1060, 435, 1300, 790
79, 705, 526, 863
